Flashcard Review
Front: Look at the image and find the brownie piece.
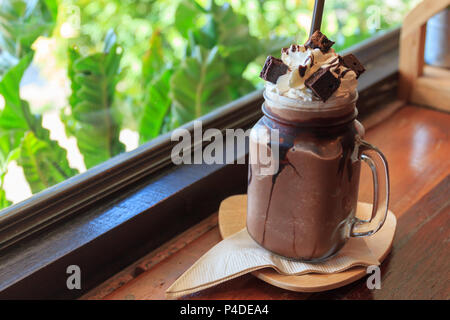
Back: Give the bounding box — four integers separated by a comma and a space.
305, 67, 341, 101
340, 54, 365, 78
259, 56, 289, 84
304, 30, 335, 53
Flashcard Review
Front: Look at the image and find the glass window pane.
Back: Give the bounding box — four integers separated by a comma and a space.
0, 0, 420, 212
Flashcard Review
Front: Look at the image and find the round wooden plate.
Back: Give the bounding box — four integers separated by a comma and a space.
218, 194, 396, 292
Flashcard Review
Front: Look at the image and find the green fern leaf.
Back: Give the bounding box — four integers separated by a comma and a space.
67, 31, 125, 168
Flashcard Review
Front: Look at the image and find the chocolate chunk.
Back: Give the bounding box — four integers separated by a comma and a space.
259, 56, 288, 84
340, 54, 365, 78
305, 67, 341, 101
304, 30, 335, 53
298, 65, 307, 77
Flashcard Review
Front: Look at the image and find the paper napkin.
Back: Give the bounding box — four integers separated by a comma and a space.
166, 228, 379, 299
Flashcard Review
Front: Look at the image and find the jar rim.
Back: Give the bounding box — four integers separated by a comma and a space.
263, 89, 358, 113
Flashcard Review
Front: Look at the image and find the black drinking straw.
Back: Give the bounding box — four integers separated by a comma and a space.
310, 0, 325, 36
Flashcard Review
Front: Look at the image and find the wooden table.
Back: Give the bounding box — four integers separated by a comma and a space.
83, 104, 450, 300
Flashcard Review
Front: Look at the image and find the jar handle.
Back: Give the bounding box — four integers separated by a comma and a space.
351, 140, 390, 237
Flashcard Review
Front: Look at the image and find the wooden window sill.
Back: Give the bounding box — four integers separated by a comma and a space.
82, 103, 450, 300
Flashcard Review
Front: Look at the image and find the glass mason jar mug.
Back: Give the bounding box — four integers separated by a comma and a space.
247, 90, 390, 262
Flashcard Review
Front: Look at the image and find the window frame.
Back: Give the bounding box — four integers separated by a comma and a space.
0, 28, 400, 299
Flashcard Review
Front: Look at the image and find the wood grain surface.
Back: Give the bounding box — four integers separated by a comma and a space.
83, 104, 450, 300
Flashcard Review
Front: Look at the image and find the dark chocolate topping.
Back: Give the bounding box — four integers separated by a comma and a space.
340, 54, 365, 78
304, 30, 335, 53
305, 67, 341, 102
260, 55, 289, 84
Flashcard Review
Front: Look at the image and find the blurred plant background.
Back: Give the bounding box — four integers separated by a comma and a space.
0, 0, 420, 210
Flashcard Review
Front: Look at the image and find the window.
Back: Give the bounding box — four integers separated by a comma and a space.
0, 0, 420, 212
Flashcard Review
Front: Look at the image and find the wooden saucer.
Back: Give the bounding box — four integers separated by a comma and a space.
218, 195, 396, 292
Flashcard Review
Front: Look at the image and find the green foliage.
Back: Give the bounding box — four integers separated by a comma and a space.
0, 188, 10, 208
0, 131, 21, 178
66, 30, 125, 168
0, 54, 32, 209
0, 54, 77, 198
142, 29, 166, 85
139, 68, 173, 143
170, 45, 230, 127
56, 0, 176, 131
174, 0, 205, 38
138, 29, 170, 142
138, 0, 292, 136
0, 0, 58, 77
0, 131, 21, 207
0, 55, 35, 133
18, 130, 75, 193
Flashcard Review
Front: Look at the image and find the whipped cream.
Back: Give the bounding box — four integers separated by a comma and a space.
265, 44, 358, 102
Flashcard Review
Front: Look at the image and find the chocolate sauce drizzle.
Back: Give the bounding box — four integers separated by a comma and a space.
328, 57, 339, 65
337, 125, 357, 181
298, 65, 307, 77
261, 136, 301, 246
327, 56, 354, 79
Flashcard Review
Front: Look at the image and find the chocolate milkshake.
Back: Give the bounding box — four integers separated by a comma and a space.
247, 31, 389, 261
